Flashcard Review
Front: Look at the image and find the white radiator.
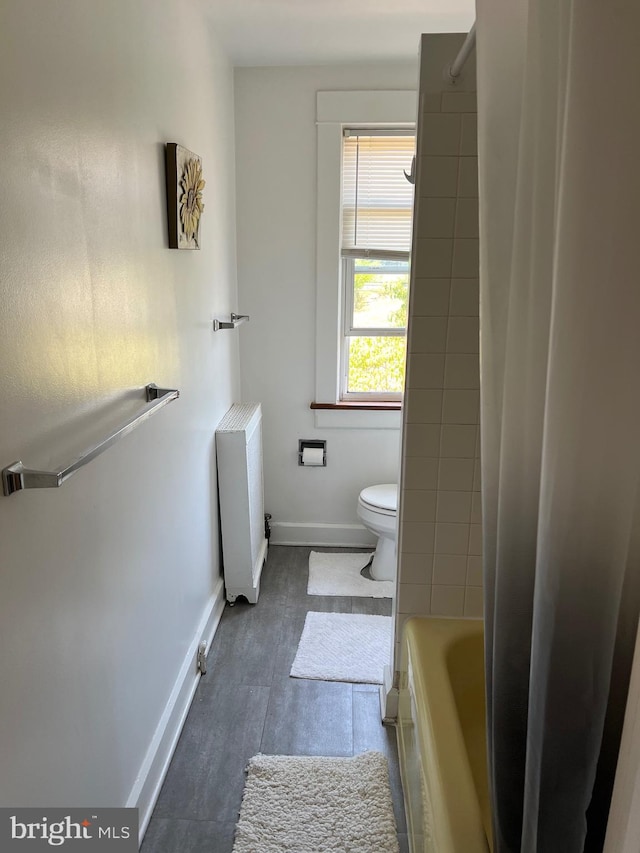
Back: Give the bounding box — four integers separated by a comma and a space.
215, 403, 268, 603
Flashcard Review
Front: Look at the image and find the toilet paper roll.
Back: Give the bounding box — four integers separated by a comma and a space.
302, 447, 324, 466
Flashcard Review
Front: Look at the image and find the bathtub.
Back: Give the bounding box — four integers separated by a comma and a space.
397, 617, 492, 853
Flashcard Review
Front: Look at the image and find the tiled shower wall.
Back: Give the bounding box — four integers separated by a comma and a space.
394, 41, 481, 663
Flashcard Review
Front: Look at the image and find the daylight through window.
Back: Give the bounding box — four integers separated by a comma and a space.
340, 129, 415, 400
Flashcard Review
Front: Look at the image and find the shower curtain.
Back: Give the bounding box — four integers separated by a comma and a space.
476, 2, 640, 851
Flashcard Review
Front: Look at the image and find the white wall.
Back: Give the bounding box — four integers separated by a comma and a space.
0, 0, 238, 826
234, 62, 418, 544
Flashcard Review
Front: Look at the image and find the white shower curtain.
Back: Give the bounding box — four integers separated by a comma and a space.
476, 2, 640, 850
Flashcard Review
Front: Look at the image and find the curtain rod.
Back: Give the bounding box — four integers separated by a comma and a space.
446, 22, 476, 83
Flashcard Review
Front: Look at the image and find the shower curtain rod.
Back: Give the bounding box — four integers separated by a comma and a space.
447, 22, 476, 82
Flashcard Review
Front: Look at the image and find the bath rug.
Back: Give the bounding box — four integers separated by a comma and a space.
290, 611, 392, 684
308, 550, 394, 598
232, 751, 399, 853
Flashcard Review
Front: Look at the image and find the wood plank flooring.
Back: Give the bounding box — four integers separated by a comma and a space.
141, 545, 407, 852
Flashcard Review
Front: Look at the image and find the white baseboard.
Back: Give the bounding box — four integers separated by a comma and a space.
128, 576, 226, 844
270, 521, 376, 548
380, 664, 399, 723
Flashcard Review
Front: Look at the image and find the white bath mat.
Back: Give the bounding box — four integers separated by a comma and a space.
232, 751, 399, 853
290, 611, 392, 684
308, 550, 394, 598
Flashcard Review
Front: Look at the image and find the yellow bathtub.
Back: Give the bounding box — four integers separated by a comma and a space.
397, 617, 492, 853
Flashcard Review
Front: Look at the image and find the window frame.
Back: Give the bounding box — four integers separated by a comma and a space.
340, 255, 409, 402
314, 90, 417, 428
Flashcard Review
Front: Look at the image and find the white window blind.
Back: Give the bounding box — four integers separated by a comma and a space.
341, 128, 415, 258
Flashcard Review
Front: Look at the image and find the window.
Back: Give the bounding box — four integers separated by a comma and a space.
314, 90, 416, 427
340, 129, 414, 400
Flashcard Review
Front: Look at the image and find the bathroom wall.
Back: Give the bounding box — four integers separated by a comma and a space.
234, 62, 418, 546
395, 34, 481, 665
0, 0, 238, 829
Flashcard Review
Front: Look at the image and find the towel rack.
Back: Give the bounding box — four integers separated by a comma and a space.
213, 313, 250, 331
2, 383, 180, 496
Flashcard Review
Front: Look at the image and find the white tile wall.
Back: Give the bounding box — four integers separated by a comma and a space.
398, 583, 432, 615
455, 198, 480, 239
431, 585, 466, 617
419, 156, 459, 197
435, 522, 470, 555
444, 354, 480, 389
468, 524, 483, 556
450, 279, 480, 315
422, 92, 445, 113
436, 491, 472, 524
396, 86, 482, 651
433, 554, 468, 585
447, 316, 480, 352
420, 114, 462, 155
403, 490, 438, 523
458, 157, 479, 197
452, 239, 480, 278
441, 91, 478, 113
471, 492, 483, 524
438, 458, 475, 491
414, 239, 453, 277
460, 114, 478, 155
408, 316, 448, 352
402, 553, 434, 585
419, 198, 457, 238
442, 390, 480, 424
403, 457, 439, 490
401, 522, 436, 554
412, 278, 451, 315
464, 586, 484, 618
466, 555, 484, 586
407, 354, 445, 388
440, 424, 477, 457
404, 423, 440, 457
405, 389, 443, 424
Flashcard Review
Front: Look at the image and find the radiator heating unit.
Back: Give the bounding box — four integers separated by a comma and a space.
215, 402, 268, 603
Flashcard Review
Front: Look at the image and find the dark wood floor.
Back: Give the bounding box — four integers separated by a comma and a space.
141, 545, 407, 852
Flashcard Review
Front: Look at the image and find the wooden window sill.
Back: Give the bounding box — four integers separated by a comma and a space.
310, 401, 402, 412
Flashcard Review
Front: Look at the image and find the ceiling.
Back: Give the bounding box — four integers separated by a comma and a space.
204, 0, 475, 67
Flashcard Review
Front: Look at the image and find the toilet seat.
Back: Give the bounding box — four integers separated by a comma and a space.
359, 483, 397, 516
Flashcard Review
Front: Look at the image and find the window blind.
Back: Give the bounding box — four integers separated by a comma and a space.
341, 129, 415, 257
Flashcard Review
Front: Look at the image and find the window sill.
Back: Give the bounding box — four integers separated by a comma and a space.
311, 401, 402, 411
310, 401, 402, 430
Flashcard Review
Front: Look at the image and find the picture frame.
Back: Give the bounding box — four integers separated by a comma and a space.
165, 143, 205, 250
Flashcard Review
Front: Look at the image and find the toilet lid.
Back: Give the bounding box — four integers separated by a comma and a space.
360, 483, 398, 513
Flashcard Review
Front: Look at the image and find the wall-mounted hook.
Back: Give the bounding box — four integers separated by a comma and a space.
404, 156, 416, 185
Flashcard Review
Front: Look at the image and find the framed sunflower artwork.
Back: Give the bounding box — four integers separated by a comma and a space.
165, 143, 205, 249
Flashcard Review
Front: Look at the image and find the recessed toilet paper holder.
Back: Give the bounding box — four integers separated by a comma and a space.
298, 439, 327, 466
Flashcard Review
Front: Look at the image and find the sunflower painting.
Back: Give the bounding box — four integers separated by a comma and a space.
165, 143, 205, 249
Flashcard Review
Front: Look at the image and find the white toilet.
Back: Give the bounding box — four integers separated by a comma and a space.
357, 483, 398, 582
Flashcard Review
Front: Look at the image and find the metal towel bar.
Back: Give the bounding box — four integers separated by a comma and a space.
2, 383, 179, 496
213, 313, 250, 331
